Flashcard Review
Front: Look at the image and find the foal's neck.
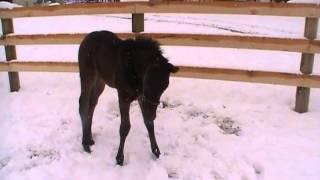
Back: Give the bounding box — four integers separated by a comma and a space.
121, 38, 158, 93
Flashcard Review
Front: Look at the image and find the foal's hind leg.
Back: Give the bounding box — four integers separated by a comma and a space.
86, 78, 105, 146
116, 93, 131, 165
79, 73, 95, 153
79, 74, 105, 153
79, 78, 94, 153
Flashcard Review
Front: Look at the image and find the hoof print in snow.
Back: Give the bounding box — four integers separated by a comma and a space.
27, 147, 60, 167
216, 117, 241, 136
210, 171, 223, 180
0, 156, 10, 170
186, 109, 210, 119
168, 171, 179, 179
159, 100, 181, 109
253, 163, 263, 176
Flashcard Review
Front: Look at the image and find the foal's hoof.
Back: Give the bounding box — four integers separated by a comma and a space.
82, 138, 95, 153
83, 145, 92, 153
152, 147, 161, 158
116, 154, 124, 166
89, 139, 95, 146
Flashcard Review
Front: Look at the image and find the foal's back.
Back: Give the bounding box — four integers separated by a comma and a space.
78, 31, 122, 88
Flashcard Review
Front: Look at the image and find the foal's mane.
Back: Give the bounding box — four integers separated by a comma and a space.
122, 36, 167, 63
134, 36, 163, 56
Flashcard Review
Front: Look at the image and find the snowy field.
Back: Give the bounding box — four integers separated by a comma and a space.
1, 1, 320, 180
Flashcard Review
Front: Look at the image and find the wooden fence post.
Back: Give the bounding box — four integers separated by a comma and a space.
295, 17, 318, 113
1, 18, 20, 92
132, 13, 144, 33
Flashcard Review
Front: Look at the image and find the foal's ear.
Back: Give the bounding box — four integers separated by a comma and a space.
168, 63, 179, 73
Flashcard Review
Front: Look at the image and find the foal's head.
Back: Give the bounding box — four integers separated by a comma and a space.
134, 37, 179, 120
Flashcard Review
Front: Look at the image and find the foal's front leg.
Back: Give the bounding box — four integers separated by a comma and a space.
144, 119, 161, 158
116, 95, 131, 166
138, 99, 161, 158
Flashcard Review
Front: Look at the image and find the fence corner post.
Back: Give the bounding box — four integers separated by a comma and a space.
294, 17, 318, 113
1, 18, 20, 92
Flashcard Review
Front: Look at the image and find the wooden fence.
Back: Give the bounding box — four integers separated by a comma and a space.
0, 1, 319, 113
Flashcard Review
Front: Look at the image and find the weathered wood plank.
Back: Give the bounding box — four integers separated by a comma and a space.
0, 61, 79, 72
0, 2, 135, 18
1, 61, 320, 88
1, 33, 320, 53
135, 2, 320, 17
175, 66, 320, 88
0, 2, 319, 18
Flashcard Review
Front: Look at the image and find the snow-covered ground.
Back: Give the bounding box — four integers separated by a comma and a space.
1, 1, 320, 180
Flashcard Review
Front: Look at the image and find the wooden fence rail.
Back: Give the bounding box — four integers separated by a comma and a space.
1, 61, 320, 88
1, 33, 320, 53
1, 1, 319, 112
0, 2, 320, 18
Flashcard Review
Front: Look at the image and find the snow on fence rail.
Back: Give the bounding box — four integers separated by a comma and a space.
0, 1, 319, 112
